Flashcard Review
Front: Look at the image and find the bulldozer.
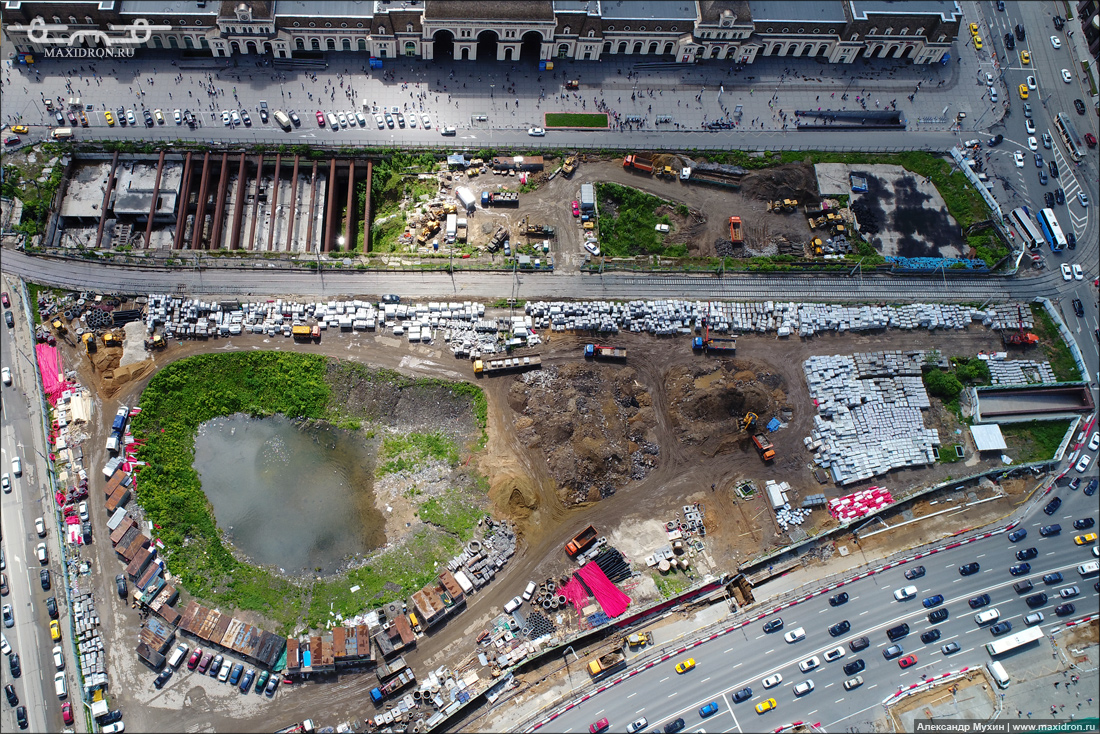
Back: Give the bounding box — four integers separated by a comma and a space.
767, 199, 799, 213
741, 412, 758, 432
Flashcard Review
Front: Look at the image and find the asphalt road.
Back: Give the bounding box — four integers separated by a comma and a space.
548, 487, 1099, 734
0, 305, 73, 734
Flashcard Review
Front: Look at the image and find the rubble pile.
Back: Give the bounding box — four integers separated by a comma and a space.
803, 352, 939, 486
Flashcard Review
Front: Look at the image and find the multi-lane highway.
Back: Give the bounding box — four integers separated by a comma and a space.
545, 484, 1098, 734
1, 292, 71, 734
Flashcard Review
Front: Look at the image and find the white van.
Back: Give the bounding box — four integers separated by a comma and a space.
54, 671, 67, 698
987, 660, 1010, 688
1078, 561, 1099, 575
52, 127, 74, 140
166, 642, 189, 669
272, 110, 292, 132
975, 608, 1000, 625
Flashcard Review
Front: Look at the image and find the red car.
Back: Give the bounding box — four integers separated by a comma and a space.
1, 292, 9, 308
899, 655, 917, 668
197, 651, 213, 674
66, 111, 77, 124
316, 110, 326, 127
589, 719, 610, 734
186, 647, 203, 670
1085, 132, 1097, 149
62, 702, 73, 724
571, 200, 580, 217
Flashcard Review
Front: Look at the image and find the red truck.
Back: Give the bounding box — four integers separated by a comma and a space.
623, 154, 654, 173
565, 525, 598, 558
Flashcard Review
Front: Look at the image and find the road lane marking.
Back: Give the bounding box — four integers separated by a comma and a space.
732, 663, 742, 669
819, 609, 829, 614
628, 692, 637, 699
637, 707, 647, 713
668, 692, 679, 698
660, 677, 670, 683
825, 682, 835, 688
701, 677, 711, 683
725, 694, 743, 734
807, 709, 818, 716
860, 610, 870, 615
976, 554, 986, 558
724, 647, 735, 653
836, 698, 845, 703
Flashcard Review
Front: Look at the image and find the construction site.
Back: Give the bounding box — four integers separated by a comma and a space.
17, 147, 977, 272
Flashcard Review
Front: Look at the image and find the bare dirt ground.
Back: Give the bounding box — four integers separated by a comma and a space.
47, 291, 1054, 733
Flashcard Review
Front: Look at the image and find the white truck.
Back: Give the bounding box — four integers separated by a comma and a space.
456, 186, 477, 213
445, 213, 457, 244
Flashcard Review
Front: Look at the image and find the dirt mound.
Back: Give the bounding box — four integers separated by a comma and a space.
665, 361, 787, 451
742, 163, 820, 203
507, 363, 657, 507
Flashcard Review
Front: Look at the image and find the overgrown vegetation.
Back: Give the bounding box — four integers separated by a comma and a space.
1001, 420, 1072, 462
419, 487, 487, 541
131, 352, 488, 634
923, 368, 964, 401
377, 431, 460, 476
595, 183, 682, 257
367, 151, 438, 252
544, 112, 609, 128
653, 570, 693, 599
1029, 304, 1083, 381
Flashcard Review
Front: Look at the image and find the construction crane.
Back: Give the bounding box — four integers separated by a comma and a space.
692, 316, 737, 355
1004, 304, 1039, 346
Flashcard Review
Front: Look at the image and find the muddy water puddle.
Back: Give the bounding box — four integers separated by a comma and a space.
194, 414, 384, 575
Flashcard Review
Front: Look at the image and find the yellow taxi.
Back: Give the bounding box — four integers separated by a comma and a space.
675, 658, 696, 674
50, 620, 61, 641
105, 110, 115, 126
11, 125, 28, 134
974, 36, 983, 50
756, 698, 777, 714
969, 22, 979, 36
1018, 84, 1029, 99
1021, 50, 1030, 64
1075, 533, 1098, 545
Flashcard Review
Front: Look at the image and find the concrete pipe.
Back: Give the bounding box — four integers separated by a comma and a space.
522, 626, 531, 637
547, 581, 556, 593
542, 599, 553, 610
666, 521, 676, 531
412, 690, 423, 701
557, 594, 566, 605
550, 599, 559, 609
466, 539, 483, 553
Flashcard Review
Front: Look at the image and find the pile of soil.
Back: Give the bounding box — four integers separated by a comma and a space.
665, 360, 789, 454
507, 363, 657, 506
742, 163, 820, 203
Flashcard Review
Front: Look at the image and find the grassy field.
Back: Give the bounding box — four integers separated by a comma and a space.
595, 182, 683, 258
1030, 304, 1083, 381
544, 112, 609, 128
1001, 419, 1073, 462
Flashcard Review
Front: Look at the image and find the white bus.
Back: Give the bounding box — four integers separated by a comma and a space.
1008, 207, 1044, 250
985, 626, 1044, 656
1036, 208, 1068, 252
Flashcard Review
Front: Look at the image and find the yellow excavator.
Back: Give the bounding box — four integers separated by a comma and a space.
741, 412, 758, 431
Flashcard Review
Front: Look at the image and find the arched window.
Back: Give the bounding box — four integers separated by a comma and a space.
624, 25, 630, 31
311, 38, 320, 50
607, 26, 614, 31
603, 41, 611, 52
404, 41, 416, 55
671, 26, 677, 31
358, 38, 366, 50
814, 29, 821, 33
558, 43, 569, 56
326, 38, 335, 50
68, 16, 76, 24
938, 34, 946, 42
378, 25, 386, 35
200, 37, 209, 48
782, 27, 789, 33
325, 22, 331, 28
563, 26, 571, 35
639, 26, 646, 31
916, 28, 924, 36
649, 41, 657, 53
340, 23, 347, 28
885, 27, 893, 35
617, 41, 626, 52
663, 41, 673, 54
293, 21, 300, 27
869, 27, 877, 35
798, 28, 804, 33
185, 36, 194, 48
153, 36, 163, 47
296, 37, 305, 49
407, 23, 414, 33
632, 41, 642, 53
588, 30, 595, 37
342, 38, 351, 50
52, 16, 61, 24
308, 22, 315, 27
900, 27, 908, 35
85, 16, 93, 24
850, 33, 858, 41
710, 46, 720, 58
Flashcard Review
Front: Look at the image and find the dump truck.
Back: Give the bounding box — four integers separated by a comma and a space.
626, 631, 653, 648
375, 656, 407, 681
587, 651, 626, 677
584, 344, 627, 360
487, 226, 509, 252
565, 525, 598, 558
728, 216, 743, 244
525, 223, 555, 237
292, 324, 313, 341
472, 354, 542, 375
752, 434, 776, 462
369, 670, 416, 705
562, 156, 577, 176
623, 154, 655, 173
274, 720, 316, 734
693, 336, 736, 354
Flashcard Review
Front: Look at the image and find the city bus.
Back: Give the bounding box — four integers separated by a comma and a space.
1008, 207, 1044, 250
1036, 208, 1067, 252
985, 626, 1044, 656
1054, 112, 1082, 162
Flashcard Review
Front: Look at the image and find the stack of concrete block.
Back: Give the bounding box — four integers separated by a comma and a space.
983, 305, 1034, 331
71, 587, 109, 691
987, 359, 1055, 385
804, 352, 939, 486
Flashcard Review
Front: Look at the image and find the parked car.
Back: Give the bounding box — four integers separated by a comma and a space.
209, 654, 223, 677
154, 668, 172, 689
187, 648, 203, 670
228, 663, 244, 686
264, 676, 279, 697
254, 670, 270, 694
